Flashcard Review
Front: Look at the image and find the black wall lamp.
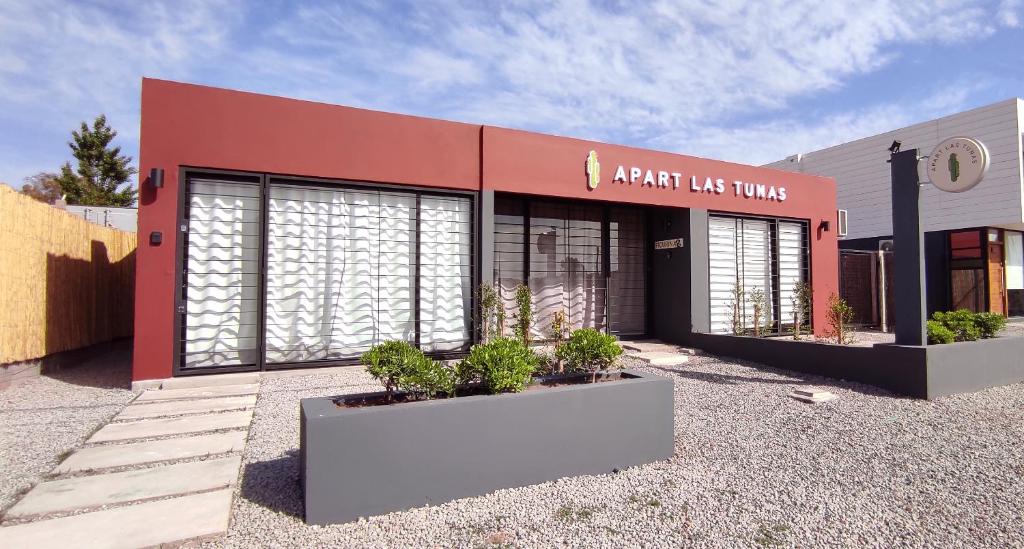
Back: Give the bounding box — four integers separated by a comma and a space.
150, 167, 165, 188
818, 219, 830, 232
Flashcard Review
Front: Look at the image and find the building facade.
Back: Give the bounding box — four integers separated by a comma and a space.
767, 99, 1024, 318
132, 79, 838, 382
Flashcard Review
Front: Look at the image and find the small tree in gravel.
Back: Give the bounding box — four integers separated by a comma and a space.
477, 283, 500, 343
749, 287, 769, 337
728, 282, 745, 335
824, 293, 855, 345
512, 283, 534, 346
790, 281, 813, 340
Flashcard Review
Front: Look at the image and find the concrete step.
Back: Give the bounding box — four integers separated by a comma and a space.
88, 410, 254, 443
160, 372, 260, 390
6, 456, 242, 518
0, 489, 233, 548
116, 395, 257, 421
622, 340, 698, 355
135, 383, 259, 402
632, 351, 690, 367
53, 432, 247, 474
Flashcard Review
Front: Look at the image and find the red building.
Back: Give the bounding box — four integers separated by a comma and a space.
133, 78, 838, 382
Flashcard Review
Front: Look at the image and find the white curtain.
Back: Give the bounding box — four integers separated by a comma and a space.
1007, 231, 1023, 290
420, 196, 472, 351
183, 179, 261, 368
264, 185, 415, 363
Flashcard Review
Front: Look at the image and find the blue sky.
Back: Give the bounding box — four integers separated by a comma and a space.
1, 0, 1022, 189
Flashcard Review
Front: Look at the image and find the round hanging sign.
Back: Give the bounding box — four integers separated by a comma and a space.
927, 137, 989, 193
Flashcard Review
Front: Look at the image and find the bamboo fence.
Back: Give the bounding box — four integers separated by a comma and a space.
0, 185, 136, 364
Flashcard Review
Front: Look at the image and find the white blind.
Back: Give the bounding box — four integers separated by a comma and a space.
777, 221, 806, 327
708, 217, 738, 334
708, 216, 806, 334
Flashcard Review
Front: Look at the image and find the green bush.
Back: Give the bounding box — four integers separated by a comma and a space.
931, 310, 981, 342
555, 328, 623, 376
398, 358, 455, 399
974, 312, 1007, 339
457, 337, 538, 394
926, 320, 955, 344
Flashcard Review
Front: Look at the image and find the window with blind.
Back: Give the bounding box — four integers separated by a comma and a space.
708, 215, 809, 335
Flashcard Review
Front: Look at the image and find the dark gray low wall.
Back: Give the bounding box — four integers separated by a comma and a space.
688, 333, 928, 398
925, 337, 1024, 399
688, 333, 1024, 400
300, 370, 674, 525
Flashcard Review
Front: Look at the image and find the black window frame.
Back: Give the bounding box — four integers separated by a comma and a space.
173, 167, 477, 377
707, 212, 813, 335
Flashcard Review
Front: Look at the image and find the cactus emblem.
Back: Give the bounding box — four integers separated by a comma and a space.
586, 150, 600, 190
948, 153, 960, 182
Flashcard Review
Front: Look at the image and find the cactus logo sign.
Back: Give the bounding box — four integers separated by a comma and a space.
585, 150, 600, 190
928, 137, 990, 193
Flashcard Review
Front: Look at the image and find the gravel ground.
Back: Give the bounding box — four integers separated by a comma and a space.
216, 354, 1024, 548
0, 342, 134, 512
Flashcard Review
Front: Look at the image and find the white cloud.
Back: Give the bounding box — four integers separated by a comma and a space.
998, 0, 1022, 26
0, 0, 1019, 185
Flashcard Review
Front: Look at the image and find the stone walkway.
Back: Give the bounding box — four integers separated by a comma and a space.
0, 373, 259, 548
621, 339, 695, 366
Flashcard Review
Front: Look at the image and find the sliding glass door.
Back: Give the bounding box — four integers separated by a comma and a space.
178, 172, 473, 372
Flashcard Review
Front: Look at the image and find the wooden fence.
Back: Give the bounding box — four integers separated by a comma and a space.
0, 185, 136, 364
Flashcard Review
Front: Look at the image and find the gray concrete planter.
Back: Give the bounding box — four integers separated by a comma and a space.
687, 332, 1024, 399
300, 369, 673, 525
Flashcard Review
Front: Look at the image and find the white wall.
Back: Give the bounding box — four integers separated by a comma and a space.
766, 99, 1024, 240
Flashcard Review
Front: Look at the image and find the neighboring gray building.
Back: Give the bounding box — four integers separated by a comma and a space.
63, 204, 137, 232
767, 98, 1024, 318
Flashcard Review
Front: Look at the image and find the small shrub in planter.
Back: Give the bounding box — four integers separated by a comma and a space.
362, 340, 454, 400
556, 328, 624, 381
974, 312, 1007, 339
398, 358, 455, 400
457, 337, 538, 394
931, 310, 981, 342
927, 320, 955, 345
362, 340, 424, 401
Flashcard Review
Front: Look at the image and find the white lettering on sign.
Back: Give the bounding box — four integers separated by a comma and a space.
607, 163, 787, 202
654, 238, 684, 250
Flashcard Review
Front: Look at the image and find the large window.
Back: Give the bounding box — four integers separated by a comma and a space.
708, 215, 809, 334
179, 173, 473, 371
492, 196, 647, 339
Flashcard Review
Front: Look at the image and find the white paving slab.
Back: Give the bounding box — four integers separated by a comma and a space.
160, 372, 260, 390
633, 351, 690, 366
88, 410, 253, 443
53, 432, 248, 474
6, 456, 242, 518
135, 383, 259, 402
115, 395, 256, 420
0, 489, 233, 549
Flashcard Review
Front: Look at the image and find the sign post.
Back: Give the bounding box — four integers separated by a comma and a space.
890, 149, 927, 346
889, 137, 990, 346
